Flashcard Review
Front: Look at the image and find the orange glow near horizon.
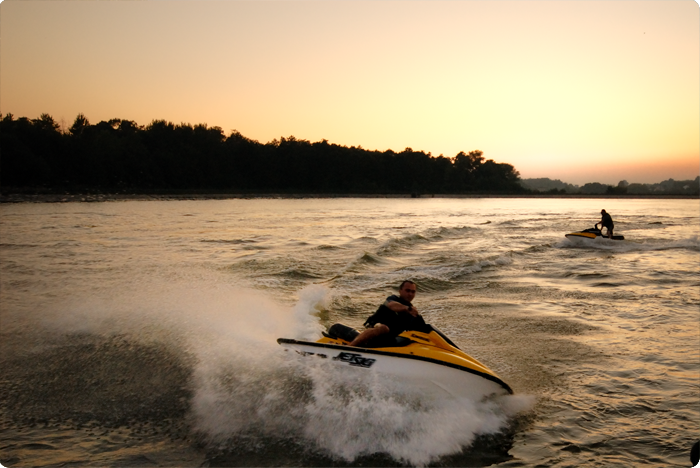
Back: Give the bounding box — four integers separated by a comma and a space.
1, 0, 698, 186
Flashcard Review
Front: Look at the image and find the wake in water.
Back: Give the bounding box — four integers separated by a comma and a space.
30, 276, 532, 466
558, 234, 700, 252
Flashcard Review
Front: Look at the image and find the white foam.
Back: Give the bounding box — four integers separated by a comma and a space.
559, 234, 700, 253
299, 361, 535, 465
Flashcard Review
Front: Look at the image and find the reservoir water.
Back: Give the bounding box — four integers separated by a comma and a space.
1, 197, 698, 467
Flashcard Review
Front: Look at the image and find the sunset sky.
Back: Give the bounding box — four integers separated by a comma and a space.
1, 0, 698, 186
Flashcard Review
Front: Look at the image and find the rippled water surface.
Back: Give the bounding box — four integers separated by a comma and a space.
1, 197, 698, 467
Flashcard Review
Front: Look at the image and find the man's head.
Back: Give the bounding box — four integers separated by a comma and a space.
399, 280, 416, 302
601, 209, 607, 214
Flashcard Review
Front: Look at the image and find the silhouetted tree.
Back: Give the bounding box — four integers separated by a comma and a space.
69, 113, 90, 136
1, 112, 530, 195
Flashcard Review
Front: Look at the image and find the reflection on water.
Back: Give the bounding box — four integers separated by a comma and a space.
1, 198, 698, 467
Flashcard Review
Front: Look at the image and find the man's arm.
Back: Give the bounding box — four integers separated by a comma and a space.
385, 299, 419, 317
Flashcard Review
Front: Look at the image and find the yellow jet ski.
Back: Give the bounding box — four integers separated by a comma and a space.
278, 323, 513, 400
565, 226, 624, 241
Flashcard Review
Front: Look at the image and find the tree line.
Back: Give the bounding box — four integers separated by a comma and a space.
521, 177, 700, 196
0, 113, 525, 195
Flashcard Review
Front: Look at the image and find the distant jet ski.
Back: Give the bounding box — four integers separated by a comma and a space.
565, 226, 624, 241
278, 323, 512, 400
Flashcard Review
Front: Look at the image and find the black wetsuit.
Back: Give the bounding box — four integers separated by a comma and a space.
363, 295, 427, 335
601, 212, 614, 229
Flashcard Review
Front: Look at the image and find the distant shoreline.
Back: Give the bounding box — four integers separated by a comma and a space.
1, 191, 698, 203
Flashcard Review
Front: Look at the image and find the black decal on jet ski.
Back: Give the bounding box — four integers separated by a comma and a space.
296, 350, 328, 359
333, 352, 376, 368
410, 334, 430, 342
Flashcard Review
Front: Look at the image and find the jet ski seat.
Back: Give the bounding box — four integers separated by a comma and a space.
324, 323, 414, 348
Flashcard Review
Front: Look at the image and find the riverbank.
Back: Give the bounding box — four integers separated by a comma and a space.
1, 191, 697, 203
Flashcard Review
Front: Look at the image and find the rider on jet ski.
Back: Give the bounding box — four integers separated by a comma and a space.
349, 280, 428, 347
596, 209, 615, 238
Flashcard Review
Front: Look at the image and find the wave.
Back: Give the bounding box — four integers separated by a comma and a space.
331, 252, 391, 279
645, 236, 700, 252
201, 238, 260, 245
561, 272, 638, 288
376, 233, 429, 256
374, 226, 481, 258
350, 236, 379, 244
402, 276, 457, 292
230, 257, 333, 285
318, 253, 395, 290
322, 254, 515, 295
0, 243, 41, 249
313, 244, 344, 251
272, 268, 325, 280
322, 249, 516, 295
356, 252, 385, 265
425, 225, 478, 238
521, 244, 553, 253
564, 272, 610, 279
384, 255, 514, 291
